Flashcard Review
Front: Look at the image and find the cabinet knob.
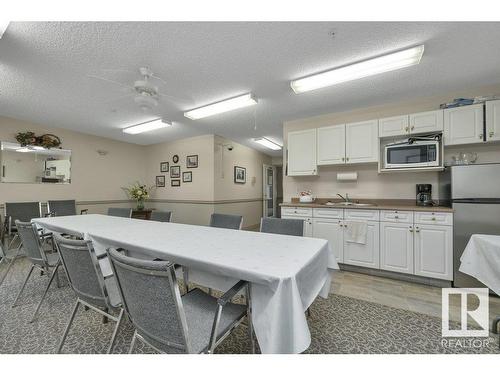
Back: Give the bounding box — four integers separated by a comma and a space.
409, 226, 413, 233
415, 226, 420, 232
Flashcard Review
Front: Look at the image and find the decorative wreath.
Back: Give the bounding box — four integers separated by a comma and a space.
15, 132, 62, 149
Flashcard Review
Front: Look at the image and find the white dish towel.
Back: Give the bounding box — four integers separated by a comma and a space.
345, 221, 368, 244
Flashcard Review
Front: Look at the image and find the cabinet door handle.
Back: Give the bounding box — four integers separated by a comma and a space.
346, 157, 349, 162
395, 215, 399, 219
411, 126, 415, 131
415, 227, 420, 233
490, 131, 494, 138
479, 134, 483, 139
405, 126, 409, 132
409, 226, 413, 233
431, 217, 436, 221
341, 157, 345, 161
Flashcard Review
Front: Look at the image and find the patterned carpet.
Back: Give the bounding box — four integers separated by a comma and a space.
0, 257, 498, 354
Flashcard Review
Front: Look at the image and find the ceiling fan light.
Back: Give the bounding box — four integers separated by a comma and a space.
123, 119, 172, 135
184, 93, 257, 120
134, 94, 158, 111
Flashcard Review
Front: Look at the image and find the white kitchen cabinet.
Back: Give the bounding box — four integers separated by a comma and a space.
312, 218, 344, 263
409, 110, 444, 134
317, 124, 346, 165
443, 104, 484, 146
414, 224, 453, 280
303, 217, 314, 237
378, 115, 409, 137
343, 221, 380, 269
345, 120, 379, 164
287, 129, 317, 176
380, 222, 414, 274
486, 100, 500, 142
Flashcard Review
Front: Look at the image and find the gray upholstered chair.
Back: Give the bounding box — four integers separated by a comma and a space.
108, 248, 253, 354
107, 207, 133, 218
12, 221, 61, 322
260, 217, 304, 236
47, 199, 88, 217
150, 210, 172, 223
209, 213, 243, 230
54, 234, 123, 354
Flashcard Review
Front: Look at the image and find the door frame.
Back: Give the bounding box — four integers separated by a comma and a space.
262, 164, 277, 218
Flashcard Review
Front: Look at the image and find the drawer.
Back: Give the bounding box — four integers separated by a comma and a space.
281, 207, 313, 217
344, 209, 379, 221
380, 210, 413, 223
414, 211, 452, 226
313, 208, 343, 219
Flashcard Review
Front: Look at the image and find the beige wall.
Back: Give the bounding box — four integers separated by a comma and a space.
0, 116, 145, 213
283, 84, 500, 201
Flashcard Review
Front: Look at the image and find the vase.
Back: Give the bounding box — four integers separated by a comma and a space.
136, 199, 145, 211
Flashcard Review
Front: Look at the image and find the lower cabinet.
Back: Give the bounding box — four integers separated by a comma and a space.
414, 224, 453, 280
343, 221, 380, 269
312, 218, 344, 263
303, 217, 314, 237
380, 222, 414, 274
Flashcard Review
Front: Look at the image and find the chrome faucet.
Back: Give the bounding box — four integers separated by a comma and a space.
337, 193, 350, 203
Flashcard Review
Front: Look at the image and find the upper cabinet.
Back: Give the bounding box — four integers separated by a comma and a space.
287, 129, 317, 176
345, 120, 379, 164
486, 100, 500, 142
443, 104, 484, 146
379, 110, 444, 138
378, 115, 408, 137
409, 110, 444, 134
317, 124, 346, 165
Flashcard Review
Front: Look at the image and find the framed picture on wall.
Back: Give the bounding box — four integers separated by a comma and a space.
160, 161, 169, 173
170, 166, 180, 178
156, 175, 165, 187
186, 155, 198, 168
171, 179, 181, 187
234, 166, 246, 184
183, 171, 192, 183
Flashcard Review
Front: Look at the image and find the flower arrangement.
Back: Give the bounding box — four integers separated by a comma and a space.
122, 182, 152, 211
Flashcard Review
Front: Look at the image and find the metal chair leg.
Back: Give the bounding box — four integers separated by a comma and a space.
128, 331, 138, 354
31, 264, 60, 323
182, 267, 189, 293
246, 284, 256, 354
102, 308, 109, 324
57, 299, 80, 353
12, 264, 35, 307
107, 309, 124, 354
0, 245, 22, 287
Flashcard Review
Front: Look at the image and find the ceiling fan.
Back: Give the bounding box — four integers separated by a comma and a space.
87, 67, 191, 111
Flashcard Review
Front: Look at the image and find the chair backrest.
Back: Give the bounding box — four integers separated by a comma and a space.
107, 207, 133, 218
47, 200, 77, 216
260, 217, 304, 236
5, 202, 42, 230
15, 221, 47, 265
54, 234, 109, 308
150, 210, 172, 223
108, 248, 190, 353
209, 213, 243, 230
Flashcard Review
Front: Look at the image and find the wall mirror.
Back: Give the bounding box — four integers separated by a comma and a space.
0, 141, 72, 184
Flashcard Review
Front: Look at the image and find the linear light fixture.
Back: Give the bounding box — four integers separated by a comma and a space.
290, 45, 425, 94
184, 93, 257, 120
253, 137, 282, 151
0, 21, 9, 39
122, 118, 171, 134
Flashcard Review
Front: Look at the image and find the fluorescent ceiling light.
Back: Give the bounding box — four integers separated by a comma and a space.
253, 137, 282, 151
123, 118, 171, 134
184, 93, 257, 120
0, 21, 10, 39
290, 45, 425, 94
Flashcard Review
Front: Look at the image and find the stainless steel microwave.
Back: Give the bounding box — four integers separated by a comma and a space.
384, 140, 439, 169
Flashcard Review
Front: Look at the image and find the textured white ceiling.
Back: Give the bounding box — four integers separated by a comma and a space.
1, 22, 500, 156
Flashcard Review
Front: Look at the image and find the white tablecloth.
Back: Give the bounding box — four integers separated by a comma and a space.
460, 234, 500, 295
34, 214, 338, 353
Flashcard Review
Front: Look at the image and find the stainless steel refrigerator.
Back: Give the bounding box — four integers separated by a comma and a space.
439, 163, 500, 288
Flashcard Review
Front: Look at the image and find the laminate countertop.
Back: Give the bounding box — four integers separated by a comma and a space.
280, 199, 454, 213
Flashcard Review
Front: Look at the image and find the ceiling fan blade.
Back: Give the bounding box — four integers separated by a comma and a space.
86, 74, 135, 91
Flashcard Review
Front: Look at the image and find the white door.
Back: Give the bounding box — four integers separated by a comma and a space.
486, 100, 500, 142
317, 124, 346, 165
287, 129, 317, 176
312, 218, 344, 263
409, 110, 444, 134
345, 120, 379, 164
262, 164, 277, 218
378, 115, 409, 137
303, 218, 314, 237
380, 222, 414, 274
414, 224, 453, 280
343, 221, 380, 268
443, 104, 484, 146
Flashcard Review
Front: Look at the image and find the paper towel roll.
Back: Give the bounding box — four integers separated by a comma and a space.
337, 172, 358, 181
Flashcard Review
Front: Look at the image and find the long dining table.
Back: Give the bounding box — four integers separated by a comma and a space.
33, 214, 338, 354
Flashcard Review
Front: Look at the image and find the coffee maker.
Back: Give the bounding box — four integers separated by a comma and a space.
416, 184, 433, 206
